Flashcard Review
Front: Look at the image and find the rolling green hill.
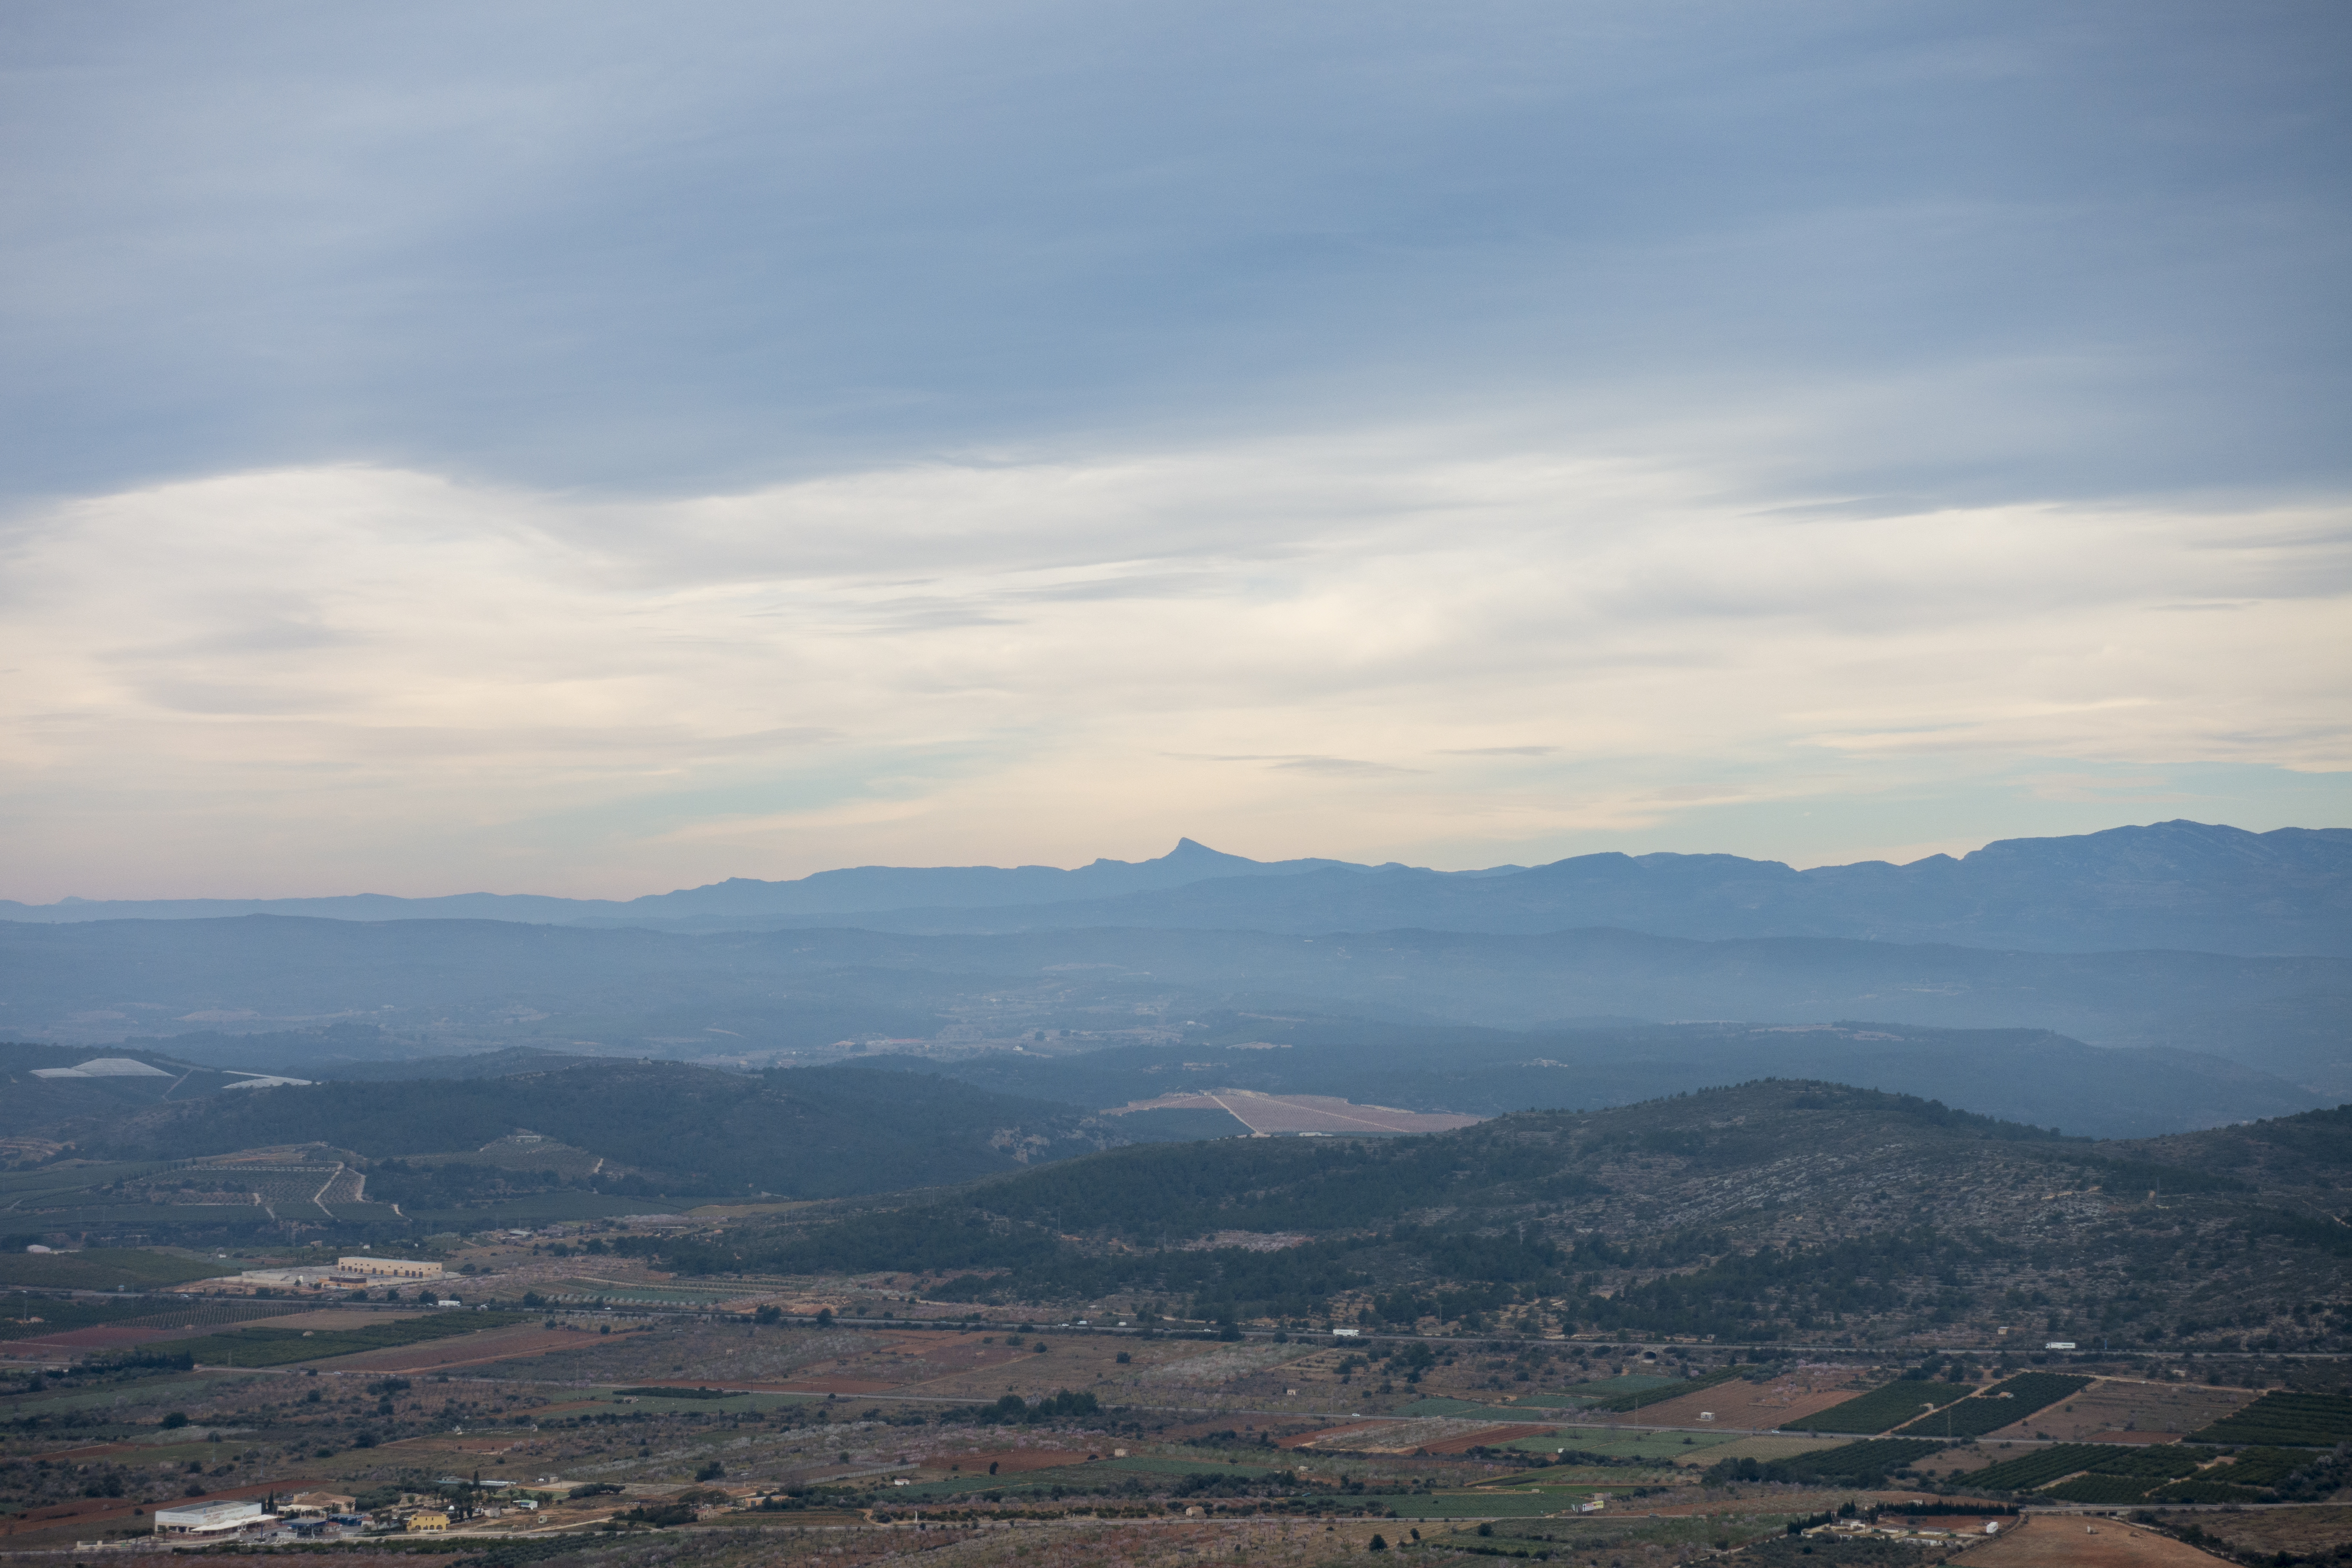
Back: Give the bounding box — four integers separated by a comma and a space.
76, 1062, 1113, 1202
624, 1081, 2351, 1351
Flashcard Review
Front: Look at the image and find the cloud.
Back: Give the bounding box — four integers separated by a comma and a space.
1, 3, 2347, 506
1, 3, 2348, 894
0, 434, 2345, 898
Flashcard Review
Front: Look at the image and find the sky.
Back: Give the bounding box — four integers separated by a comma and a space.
2, 0, 2347, 900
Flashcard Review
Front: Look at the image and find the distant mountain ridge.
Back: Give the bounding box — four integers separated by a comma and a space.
0, 836, 1358, 924
4, 819, 2346, 954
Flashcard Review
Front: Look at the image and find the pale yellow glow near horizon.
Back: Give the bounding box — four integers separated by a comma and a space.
2, 432, 2345, 902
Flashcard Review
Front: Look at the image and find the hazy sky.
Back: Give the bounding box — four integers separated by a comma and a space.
3, 1, 2347, 900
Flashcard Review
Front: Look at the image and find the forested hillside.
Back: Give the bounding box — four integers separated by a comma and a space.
81, 1063, 1109, 1200
624, 1082, 2352, 1351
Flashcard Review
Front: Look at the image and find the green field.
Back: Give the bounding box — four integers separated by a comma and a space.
1499, 1427, 1740, 1461
1893, 1373, 2090, 1438
2043, 1473, 2158, 1504
0, 1248, 242, 1291
1394, 1396, 1529, 1418
2190, 1390, 2352, 1448
392, 1193, 686, 1228
1712, 1436, 1948, 1486
0, 1163, 176, 1202
1583, 1365, 1747, 1413
1950, 1442, 2124, 1492
1797, 1378, 1958, 1433
149, 1310, 532, 1368
0, 1294, 315, 1343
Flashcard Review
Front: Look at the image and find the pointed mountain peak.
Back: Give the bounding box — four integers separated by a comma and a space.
1162, 837, 1259, 866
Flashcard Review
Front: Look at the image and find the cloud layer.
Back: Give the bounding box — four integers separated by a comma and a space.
0, 2, 2346, 894
6, 438, 2344, 897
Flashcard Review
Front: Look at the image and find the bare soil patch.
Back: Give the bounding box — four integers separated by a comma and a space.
1969, 1515, 2233, 1568
1415, 1422, 1557, 1454
1104, 1089, 1482, 1134
1635, 1375, 1865, 1430
2164, 1505, 2352, 1558
235, 1306, 433, 1332
1978, 1380, 2256, 1443
1276, 1418, 1398, 1449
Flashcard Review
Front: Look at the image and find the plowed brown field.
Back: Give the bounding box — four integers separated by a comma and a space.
1629, 1378, 1864, 1430
1978, 1379, 2254, 1444
1971, 1515, 2232, 1568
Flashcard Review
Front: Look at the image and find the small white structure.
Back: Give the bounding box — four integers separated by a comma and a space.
1330, 1327, 1362, 1338
2045, 1340, 2077, 1350
1985, 1522, 2003, 1535
340, 1256, 444, 1280
1699, 1412, 1715, 1421
154, 1499, 266, 1536
435, 1298, 462, 1308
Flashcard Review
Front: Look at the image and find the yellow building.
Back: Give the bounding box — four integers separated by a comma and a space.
406, 1512, 450, 1532
340, 1256, 444, 1280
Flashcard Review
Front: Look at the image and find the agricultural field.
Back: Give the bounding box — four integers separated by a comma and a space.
1494, 1425, 1746, 1464
1583, 1363, 1748, 1412
1949, 1438, 2333, 1505
1796, 1378, 1964, 1434
1975, 1377, 2254, 1443
1892, 1373, 2091, 1439
1952, 1442, 2119, 1493
149, 1309, 534, 1368
2188, 1389, 2352, 1446
1, 1297, 2342, 1562
1970, 1515, 2236, 1568
1691, 1433, 1849, 1465
396, 1193, 686, 1229
0, 1248, 239, 1292
1629, 1368, 1863, 1431
2156, 1505, 2352, 1562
